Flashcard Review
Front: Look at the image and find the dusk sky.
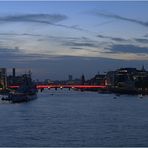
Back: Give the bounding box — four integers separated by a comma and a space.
0, 1, 148, 80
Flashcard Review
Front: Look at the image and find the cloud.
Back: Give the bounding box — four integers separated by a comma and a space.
0, 14, 92, 33
0, 32, 44, 39
144, 34, 148, 38
97, 34, 128, 42
78, 34, 147, 51
63, 41, 98, 48
93, 12, 148, 28
0, 47, 58, 64
96, 20, 115, 26
135, 38, 148, 44
1, 31, 148, 62
107, 44, 148, 54
59, 36, 104, 51
71, 47, 84, 50
0, 32, 100, 55
0, 47, 19, 53
0, 14, 67, 24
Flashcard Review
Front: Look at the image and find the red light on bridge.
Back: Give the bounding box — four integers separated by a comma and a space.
8, 85, 19, 89
9, 84, 106, 89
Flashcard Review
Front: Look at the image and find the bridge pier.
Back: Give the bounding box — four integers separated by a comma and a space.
40, 88, 44, 92
81, 88, 84, 92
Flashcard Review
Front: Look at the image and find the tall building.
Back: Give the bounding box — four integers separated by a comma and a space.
13, 68, 16, 78
81, 74, 85, 85
68, 75, 73, 81
0, 68, 7, 89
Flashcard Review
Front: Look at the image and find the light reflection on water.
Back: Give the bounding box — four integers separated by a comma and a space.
0, 90, 148, 147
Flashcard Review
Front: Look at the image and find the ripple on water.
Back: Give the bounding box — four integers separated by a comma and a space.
0, 90, 148, 146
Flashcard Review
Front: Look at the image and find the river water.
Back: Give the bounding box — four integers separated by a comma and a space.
0, 89, 148, 147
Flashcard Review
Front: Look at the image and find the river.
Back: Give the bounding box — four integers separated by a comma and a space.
0, 89, 148, 147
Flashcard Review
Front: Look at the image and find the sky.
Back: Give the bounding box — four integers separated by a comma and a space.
0, 1, 148, 80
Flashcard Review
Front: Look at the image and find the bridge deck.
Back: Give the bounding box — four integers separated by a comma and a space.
8, 85, 106, 89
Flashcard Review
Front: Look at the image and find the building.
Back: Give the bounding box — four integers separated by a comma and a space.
88, 74, 105, 85
0, 68, 7, 89
81, 74, 85, 85
105, 67, 148, 91
7, 68, 32, 86
12, 68, 16, 77
7, 75, 25, 86
105, 71, 116, 87
68, 75, 73, 81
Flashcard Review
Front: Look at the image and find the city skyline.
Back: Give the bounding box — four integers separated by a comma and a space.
0, 1, 148, 80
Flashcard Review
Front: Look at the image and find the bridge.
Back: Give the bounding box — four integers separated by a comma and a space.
8, 84, 106, 90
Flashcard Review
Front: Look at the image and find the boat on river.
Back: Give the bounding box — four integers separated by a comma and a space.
2, 74, 37, 103
7, 87, 37, 103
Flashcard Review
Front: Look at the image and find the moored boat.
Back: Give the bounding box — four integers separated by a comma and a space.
2, 73, 37, 103
8, 89, 37, 103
